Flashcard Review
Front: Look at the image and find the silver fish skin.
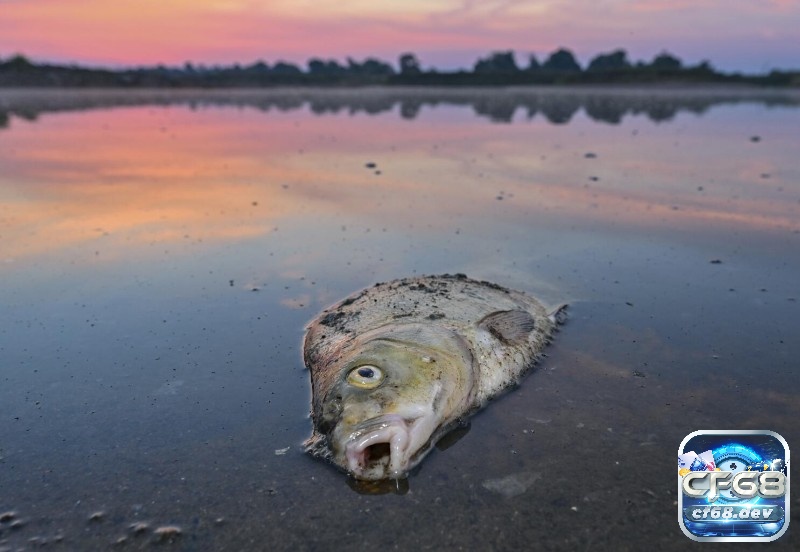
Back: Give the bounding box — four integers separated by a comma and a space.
303, 274, 564, 481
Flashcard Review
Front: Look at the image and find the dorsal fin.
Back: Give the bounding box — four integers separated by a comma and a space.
478, 310, 536, 345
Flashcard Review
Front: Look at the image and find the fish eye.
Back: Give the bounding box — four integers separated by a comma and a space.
346, 365, 384, 389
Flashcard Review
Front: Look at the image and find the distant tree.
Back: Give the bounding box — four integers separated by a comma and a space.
650, 52, 682, 70
399, 53, 421, 75
184, 62, 195, 73
587, 49, 630, 72
347, 57, 395, 76
308, 58, 325, 74
362, 57, 395, 76
542, 48, 581, 72
473, 51, 519, 74
308, 58, 345, 75
693, 60, 714, 73
247, 61, 270, 73
272, 61, 302, 75
5, 54, 33, 69
526, 54, 541, 72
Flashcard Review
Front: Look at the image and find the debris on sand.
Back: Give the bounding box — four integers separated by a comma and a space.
482, 472, 542, 498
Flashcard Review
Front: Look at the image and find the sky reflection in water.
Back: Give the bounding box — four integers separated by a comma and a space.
2, 89, 798, 266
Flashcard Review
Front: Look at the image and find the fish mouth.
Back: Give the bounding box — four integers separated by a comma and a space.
345, 414, 415, 480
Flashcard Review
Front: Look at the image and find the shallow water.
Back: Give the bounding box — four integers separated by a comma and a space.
1, 87, 799, 550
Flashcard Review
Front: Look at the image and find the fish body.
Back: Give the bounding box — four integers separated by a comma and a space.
303, 274, 563, 481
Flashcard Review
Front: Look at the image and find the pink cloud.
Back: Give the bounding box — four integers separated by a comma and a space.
0, 1, 797, 71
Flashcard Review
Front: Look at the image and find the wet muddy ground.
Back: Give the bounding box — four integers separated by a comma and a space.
1, 87, 798, 550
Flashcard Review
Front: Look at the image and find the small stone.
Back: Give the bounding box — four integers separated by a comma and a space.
750, 135, 761, 142
153, 526, 182, 542
365, 162, 377, 169
113, 536, 128, 546
10, 519, 25, 530
88, 511, 105, 522
709, 259, 722, 264
130, 522, 149, 535
0, 511, 15, 522
584, 152, 597, 158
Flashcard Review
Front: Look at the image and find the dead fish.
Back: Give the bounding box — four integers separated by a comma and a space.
303, 273, 565, 481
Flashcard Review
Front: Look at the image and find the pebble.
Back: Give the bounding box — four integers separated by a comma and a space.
88, 511, 105, 522
153, 526, 182, 542
130, 522, 150, 534
0, 512, 15, 523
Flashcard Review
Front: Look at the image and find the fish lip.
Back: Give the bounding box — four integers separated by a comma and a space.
344, 414, 416, 480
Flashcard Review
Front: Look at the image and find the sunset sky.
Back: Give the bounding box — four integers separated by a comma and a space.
1, 0, 798, 73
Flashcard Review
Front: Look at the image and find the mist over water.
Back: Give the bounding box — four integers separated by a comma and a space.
1, 88, 798, 550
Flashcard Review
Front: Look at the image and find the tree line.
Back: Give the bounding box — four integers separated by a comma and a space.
0, 48, 797, 87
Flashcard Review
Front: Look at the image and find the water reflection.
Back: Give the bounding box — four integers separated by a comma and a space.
1, 87, 799, 127
1, 88, 798, 267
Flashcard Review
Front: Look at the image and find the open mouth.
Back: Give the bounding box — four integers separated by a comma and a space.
345, 414, 412, 480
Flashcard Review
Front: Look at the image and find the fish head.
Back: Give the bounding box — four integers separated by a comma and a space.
308, 323, 476, 481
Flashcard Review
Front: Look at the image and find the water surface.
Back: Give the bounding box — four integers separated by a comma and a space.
1, 87, 799, 550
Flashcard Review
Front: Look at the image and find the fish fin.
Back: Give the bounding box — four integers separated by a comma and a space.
547, 304, 568, 326
303, 432, 332, 460
478, 309, 536, 345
